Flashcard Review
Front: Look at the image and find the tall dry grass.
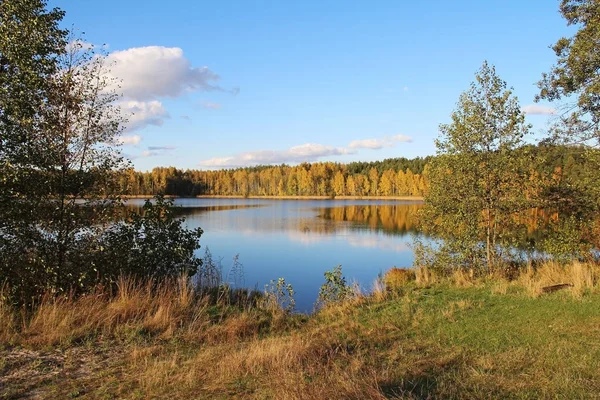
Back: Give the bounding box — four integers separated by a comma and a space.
0, 276, 285, 347
516, 261, 600, 297
371, 277, 388, 302
0, 285, 17, 344
415, 265, 437, 287
383, 268, 415, 291
409, 261, 600, 298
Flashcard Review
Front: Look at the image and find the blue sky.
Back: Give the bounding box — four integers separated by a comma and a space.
51, 0, 570, 171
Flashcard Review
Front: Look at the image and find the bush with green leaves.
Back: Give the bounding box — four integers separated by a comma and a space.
316, 265, 354, 309
98, 195, 203, 280
263, 278, 295, 313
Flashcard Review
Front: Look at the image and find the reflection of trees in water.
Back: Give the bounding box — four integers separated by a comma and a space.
172, 205, 341, 235
175, 204, 266, 215
318, 204, 423, 235
123, 202, 577, 248
125, 204, 266, 218
318, 204, 579, 247
176, 203, 415, 236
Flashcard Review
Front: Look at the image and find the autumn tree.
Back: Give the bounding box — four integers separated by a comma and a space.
332, 170, 346, 196
379, 169, 396, 196
368, 167, 379, 196
418, 62, 532, 273
395, 170, 409, 195
353, 174, 369, 196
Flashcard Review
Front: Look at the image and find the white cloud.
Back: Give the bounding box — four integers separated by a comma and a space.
101, 46, 235, 135
106, 46, 230, 101
392, 134, 412, 142
141, 146, 176, 157
199, 143, 354, 167
348, 139, 386, 150
120, 100, 169, 132
521, 104, 557, 115
202, 102, 222, 109
348, 134, 413, 150
117, 135, 142, 145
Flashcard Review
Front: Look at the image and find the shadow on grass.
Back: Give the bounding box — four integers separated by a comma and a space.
378, 352, 510, 399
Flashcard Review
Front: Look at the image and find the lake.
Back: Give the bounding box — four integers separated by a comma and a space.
126, 198, 423, 312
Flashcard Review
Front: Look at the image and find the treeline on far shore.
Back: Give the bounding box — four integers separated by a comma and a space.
117, 143, 595, 198
119, 158, 430, 197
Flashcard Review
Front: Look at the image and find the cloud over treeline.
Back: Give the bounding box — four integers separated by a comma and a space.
199, 134, 414, 168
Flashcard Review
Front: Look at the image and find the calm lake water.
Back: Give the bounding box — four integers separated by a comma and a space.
127, 198, 423, 312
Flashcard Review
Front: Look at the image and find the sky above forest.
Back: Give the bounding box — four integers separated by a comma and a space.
50, 0, 570, 171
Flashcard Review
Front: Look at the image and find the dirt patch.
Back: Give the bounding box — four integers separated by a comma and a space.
0, 345, 124, 399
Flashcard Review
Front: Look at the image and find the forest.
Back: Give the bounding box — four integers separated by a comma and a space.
117, 143, 595, 198
119, 161, 429, 197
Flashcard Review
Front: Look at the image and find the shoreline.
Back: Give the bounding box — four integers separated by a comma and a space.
122, 194, 424, 201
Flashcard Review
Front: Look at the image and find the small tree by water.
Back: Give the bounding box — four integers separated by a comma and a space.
418, 62, 534, 274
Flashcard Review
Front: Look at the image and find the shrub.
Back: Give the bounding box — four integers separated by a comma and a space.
98, 195, 204, 281
263, 278, 295, 313
316, 265, 354, 309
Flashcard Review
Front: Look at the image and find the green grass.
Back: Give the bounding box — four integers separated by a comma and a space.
357, 285, 600, 398
2, 278, 600, 399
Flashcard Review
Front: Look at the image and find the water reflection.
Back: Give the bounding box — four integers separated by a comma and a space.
123, 198, 576, 311
316, 203, 422, 235
147, 201, 424, 237
125, 198, 422, 312
181, 204, 266, 213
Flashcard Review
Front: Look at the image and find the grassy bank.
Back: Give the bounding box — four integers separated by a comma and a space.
1, 262, 600, 399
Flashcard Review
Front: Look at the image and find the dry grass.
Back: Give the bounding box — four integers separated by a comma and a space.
450, 268, 475, 287
0, 276, 285, 348
413, 261, 600, 299
2, 262, 600, 399
0, 285, 16, 345
384, 268, 416, 291
371, 278, 388, 302
491, 279, 510, 295
415, 266, 438, 286
414, 265, 474, 287
129, 311, 395, 399
516, 261, 600, 298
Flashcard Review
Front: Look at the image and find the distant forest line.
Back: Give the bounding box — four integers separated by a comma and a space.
118, 144, 592, 198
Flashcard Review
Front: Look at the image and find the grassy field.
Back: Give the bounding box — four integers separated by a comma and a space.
1, 263, 600, 399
